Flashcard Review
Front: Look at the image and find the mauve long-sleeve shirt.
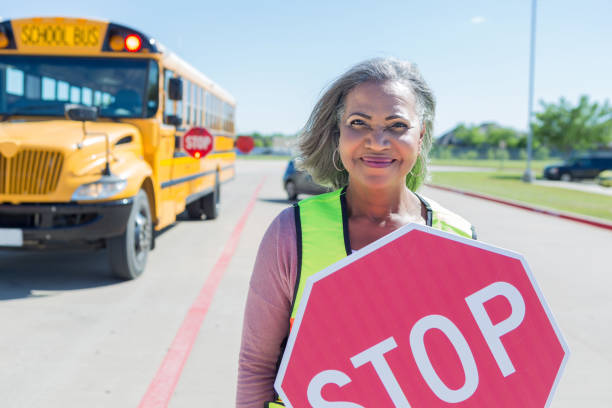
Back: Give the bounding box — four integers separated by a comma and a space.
236, 207, 298, 407
235, 195, 473, 406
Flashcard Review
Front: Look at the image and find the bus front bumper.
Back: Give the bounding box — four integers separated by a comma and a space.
0, 198, 133, 249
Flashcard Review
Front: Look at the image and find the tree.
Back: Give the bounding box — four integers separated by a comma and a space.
453, 124, 487, 146
245, 132, 293, 149
533, 95, 612, 156
249, 132, 264, 148
448, 123, 524, 149
488, 127, 522, 149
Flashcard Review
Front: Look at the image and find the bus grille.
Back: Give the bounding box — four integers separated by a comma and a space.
0, 150, 64, 195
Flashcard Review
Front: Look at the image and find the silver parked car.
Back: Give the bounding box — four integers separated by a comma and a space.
282, 159, 330, 201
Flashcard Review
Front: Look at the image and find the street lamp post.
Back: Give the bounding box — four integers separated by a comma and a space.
523, 0, 537, 182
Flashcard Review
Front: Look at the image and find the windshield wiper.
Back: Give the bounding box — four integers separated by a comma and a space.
1, 104, 64, 122
1, 104, 133, 122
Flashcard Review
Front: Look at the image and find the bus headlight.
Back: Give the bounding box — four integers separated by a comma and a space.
72, 177, 127, 201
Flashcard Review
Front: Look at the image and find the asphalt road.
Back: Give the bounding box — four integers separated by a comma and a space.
0, 159, 610, 407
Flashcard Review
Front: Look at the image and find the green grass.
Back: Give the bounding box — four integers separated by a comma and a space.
429, 171, 612, 222
429, 158, 559, 173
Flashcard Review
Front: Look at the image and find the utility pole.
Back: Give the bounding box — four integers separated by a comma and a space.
523, 0, 537, 182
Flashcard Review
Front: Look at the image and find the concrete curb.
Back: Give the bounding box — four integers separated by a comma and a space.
426, 184, 612, 232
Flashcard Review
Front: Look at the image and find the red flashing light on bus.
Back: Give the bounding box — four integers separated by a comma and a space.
125, 34, 142, 52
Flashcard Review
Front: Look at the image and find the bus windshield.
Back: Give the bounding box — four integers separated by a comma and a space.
0, 56, 158, 119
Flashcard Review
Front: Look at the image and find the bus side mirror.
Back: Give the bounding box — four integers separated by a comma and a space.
166, 115, 182, 127
168, 78, 183, 101
65, 104, 99, 122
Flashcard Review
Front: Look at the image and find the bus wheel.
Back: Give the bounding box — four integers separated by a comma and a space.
108, 190, 152, 279
186, 199, 205, 219
203, 174, 220, 220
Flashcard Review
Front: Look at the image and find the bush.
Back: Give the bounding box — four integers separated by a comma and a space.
534, 146, 550, 160
496, 148, 510, 161
460, 150, 479, 160
437, 147, 453, 160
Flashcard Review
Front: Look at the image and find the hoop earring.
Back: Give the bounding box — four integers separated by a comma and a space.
332, 148, 343, 172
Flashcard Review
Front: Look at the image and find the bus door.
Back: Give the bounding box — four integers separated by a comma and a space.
162, 71, 200, 218
156, 69, 184, 228
172, 78, 215, 214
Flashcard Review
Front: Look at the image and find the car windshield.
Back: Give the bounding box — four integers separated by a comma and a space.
0, 55, 157, 118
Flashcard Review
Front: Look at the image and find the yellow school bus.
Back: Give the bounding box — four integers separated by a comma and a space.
0, 17, 236, 279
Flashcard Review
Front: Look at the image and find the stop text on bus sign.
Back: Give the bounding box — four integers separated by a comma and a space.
183, 127, 213, 159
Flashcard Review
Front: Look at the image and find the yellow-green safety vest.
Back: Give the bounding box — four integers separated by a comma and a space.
265, 187, 476, 408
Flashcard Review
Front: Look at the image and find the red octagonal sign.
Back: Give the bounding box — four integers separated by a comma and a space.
235, 135, 255, 154
275, 224, 569, 407
183, 127, 213, 159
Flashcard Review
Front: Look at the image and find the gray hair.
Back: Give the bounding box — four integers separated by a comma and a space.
297, 57, 435, 191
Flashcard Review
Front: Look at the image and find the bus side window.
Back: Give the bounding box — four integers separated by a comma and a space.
94, 90, 102, 106
57, 81, 70, 101
0, 67, 5, 111
82, 87, 93, 106
214, 94, 221, 129
6, 67, 24, 96
185, 79, 191, 126
175, 81, 183, 125
70, 86, 81, 104
204, 91, 209, 127
224, 103, 234, 132
164, 69, 175, 124
42, 77, 56, 100
197, 86, 203, 126
146, 60, 159, 117
25, 74, 41, 100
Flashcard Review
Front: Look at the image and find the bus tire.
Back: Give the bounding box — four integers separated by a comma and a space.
186, 199, 205, 219
108, 190, 153, 280
203, 173, 220, 220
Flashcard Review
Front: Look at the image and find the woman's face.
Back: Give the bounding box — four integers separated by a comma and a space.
338, 80, 424, 189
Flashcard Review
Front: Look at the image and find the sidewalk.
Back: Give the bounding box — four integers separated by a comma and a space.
429, 165, 612, 196
532, 179, 612, 196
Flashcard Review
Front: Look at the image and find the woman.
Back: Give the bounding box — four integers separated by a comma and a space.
236, 58, 475, 407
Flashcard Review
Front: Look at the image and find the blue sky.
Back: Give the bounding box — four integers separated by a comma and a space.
3, 0, 611, 136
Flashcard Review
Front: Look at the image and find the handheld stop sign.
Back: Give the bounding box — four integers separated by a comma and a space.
183, 127, 213, 159
275, 224, 569, 407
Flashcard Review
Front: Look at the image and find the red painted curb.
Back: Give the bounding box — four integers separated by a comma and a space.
139, 178, 266, 408
426, 183, 612, 232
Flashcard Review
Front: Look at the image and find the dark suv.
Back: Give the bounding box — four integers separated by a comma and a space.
543, 154, 612, 181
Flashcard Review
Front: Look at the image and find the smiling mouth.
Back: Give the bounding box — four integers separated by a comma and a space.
360, 157, 396, 168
